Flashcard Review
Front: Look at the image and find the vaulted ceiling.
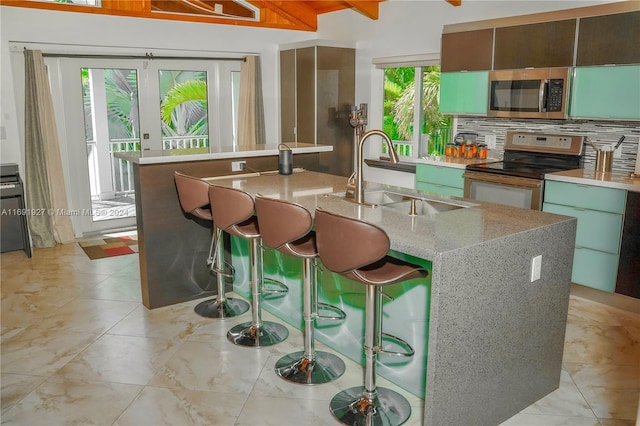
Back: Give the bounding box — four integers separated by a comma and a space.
2, 0, 462, 31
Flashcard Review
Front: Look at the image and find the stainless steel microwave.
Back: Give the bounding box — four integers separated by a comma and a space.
488, 68, 570, 119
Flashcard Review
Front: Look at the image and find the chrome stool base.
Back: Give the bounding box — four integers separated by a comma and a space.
227, 321, 289, 347
330, 386, 412, 426
194, 297, 249, 319
275, 350, 346, 385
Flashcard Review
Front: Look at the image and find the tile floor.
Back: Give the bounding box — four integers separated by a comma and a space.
1, 242, 639, 425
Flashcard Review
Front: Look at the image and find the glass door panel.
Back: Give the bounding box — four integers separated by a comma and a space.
48, 57, 241, 237
158, 69, 209, 150
82, 67, 140, 223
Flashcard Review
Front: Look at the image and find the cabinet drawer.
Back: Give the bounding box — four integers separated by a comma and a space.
571, 246, 619, 293
543, 202, 623, 254
416, 182, 464, 198
416, 164, 464, 189
544, 180, 626, 214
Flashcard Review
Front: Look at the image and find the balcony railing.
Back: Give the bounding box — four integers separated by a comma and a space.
87, 136, 209, 200
162, 136, 209, 150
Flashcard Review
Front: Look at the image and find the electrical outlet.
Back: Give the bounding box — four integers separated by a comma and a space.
231, 160, 246, 171
530, 255, 542, 282
485, 134, 497, 149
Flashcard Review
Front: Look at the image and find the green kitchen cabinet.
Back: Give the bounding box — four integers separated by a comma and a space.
570, 65, 640, 120
439, 71, 489, 115
543, 180, 627, 292
415, 164, 465, 197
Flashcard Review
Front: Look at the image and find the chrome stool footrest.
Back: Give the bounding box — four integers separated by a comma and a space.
262, 278, 289, 298
316, 302, 347, 321
330, 386, 412, 426
379, 332, 415, 358
209, 261, 235, 279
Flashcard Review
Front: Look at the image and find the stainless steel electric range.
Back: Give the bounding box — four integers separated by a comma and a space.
464, 131, 585, 210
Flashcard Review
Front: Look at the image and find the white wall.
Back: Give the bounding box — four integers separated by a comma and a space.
0, 0, 619, 181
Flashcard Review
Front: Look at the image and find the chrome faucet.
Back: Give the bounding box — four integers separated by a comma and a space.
352, 129, 399, 204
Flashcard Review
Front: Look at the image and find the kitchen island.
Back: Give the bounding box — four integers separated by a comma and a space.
114, 143, 331, 309
204, 170, 577, 426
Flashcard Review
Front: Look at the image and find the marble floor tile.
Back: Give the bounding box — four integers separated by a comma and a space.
0, 373, 47, 415
114, 386, 244, 426
1, 327, 101, 376
2, 246, 640, 425
54, 334, 183, 385
149, 340, 271, 395
563, 322, 640, 366
520, 369, 596, 418
34, 297, 139, 334
0, 378, 142, 426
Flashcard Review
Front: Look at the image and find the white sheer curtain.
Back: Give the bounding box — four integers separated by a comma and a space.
24, 49, 75, 247
237, 55, 266, 146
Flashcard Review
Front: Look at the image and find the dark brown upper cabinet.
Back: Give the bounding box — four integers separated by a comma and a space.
494, 20, 576, 70
576, 11, 640, 66
441, 29, 494, 72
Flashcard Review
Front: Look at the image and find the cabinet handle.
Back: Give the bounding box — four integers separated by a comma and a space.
573, 207, 586, 211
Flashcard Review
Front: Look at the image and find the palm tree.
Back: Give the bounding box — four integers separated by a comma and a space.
160, 79, 208, 137
391, 66, 451, 141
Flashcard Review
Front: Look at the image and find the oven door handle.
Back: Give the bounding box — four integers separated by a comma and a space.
463, 171, 543, 189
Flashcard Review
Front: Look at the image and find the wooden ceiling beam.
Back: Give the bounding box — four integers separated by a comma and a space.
342, 0, 379, 20
249, 1, 318, 31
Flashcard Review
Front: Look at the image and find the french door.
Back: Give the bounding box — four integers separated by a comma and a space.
46, 57, 240, 236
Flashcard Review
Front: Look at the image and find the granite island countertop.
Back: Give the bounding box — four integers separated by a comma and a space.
114, 142, 331, 165
205, 170, 574, 263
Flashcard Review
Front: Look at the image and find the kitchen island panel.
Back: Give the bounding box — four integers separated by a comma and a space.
134, 154, 320, 309
425, 220, 575, 425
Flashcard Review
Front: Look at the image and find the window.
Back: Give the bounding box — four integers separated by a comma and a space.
36, 0, 100, 5
381, 63, 452, 158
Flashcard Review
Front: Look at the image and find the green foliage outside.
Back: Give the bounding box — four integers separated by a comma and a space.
383, 66, 452, 143
82, 68, 209, 151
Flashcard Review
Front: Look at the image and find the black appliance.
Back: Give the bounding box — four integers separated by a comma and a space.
464, 131, 585, 210
1, 163, 32, 257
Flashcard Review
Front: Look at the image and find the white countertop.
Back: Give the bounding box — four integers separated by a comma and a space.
113, 142, 332, 165
546, 168, 640, 192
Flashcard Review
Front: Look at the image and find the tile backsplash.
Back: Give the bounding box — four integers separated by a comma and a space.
456, 117, 639, 175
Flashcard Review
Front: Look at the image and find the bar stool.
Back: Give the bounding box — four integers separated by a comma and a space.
254, 195, 346, 384
314, 208, 428, 426
173, 171, 249, 319
208, 184, 289, 347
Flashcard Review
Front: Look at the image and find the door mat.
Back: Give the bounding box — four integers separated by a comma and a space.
79, 232, 138, 260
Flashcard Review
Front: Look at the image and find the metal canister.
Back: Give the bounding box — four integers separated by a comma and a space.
278, 143, 292, 175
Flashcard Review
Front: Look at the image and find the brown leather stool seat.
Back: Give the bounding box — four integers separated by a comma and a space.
174, 171, 249, 318
209, 184, 289, 347
255, 195, 346, 384
315, 208, 428, 426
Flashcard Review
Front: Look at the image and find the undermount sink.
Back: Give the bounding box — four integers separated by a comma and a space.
329, 189, 470, 214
